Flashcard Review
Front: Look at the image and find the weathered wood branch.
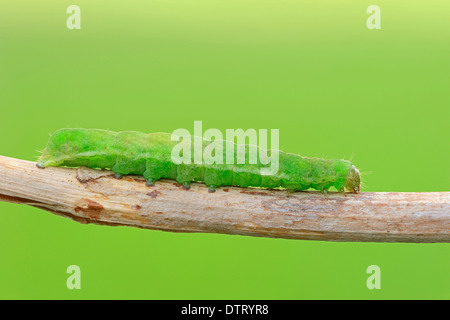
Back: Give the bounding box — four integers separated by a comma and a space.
0, 155, 448, 243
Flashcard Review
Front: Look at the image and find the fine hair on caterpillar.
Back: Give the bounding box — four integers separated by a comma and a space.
37, 126, 361, 194
171, 121, 280, 176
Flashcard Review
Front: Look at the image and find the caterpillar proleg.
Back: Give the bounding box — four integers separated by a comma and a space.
37, 128, 361, 193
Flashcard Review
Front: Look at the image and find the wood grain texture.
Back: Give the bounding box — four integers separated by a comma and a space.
0, 155, 449, 243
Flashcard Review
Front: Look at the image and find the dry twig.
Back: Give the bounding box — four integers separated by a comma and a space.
0, 155, 448, 243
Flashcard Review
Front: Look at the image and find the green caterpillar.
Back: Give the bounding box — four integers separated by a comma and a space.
37, 128, 361, 193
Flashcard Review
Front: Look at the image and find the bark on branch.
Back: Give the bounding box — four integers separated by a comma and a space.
0, 155, 448, 243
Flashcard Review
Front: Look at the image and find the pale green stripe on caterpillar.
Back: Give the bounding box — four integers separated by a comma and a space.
37, 128, 361, 193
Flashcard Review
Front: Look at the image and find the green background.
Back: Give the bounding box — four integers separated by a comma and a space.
0, 0, 449, 299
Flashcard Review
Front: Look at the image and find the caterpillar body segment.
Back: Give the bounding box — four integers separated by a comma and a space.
37, 128, 361, 193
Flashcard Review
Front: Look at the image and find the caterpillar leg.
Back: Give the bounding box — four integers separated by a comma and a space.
113, 156, 145, 179
182, 182, 191, 190
320, 186, 330, 195
143, 158, 169, 188
208, 184, 216, 193
175, 164, 200, 191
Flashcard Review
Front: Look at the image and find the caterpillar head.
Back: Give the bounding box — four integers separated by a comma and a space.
346, 165, 361, 193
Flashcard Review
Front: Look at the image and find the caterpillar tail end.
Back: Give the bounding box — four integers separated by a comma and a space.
36, 150, 58, 169
36, 162, 46, 169
36, 159, 51, 169
346, 165, 361, 194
